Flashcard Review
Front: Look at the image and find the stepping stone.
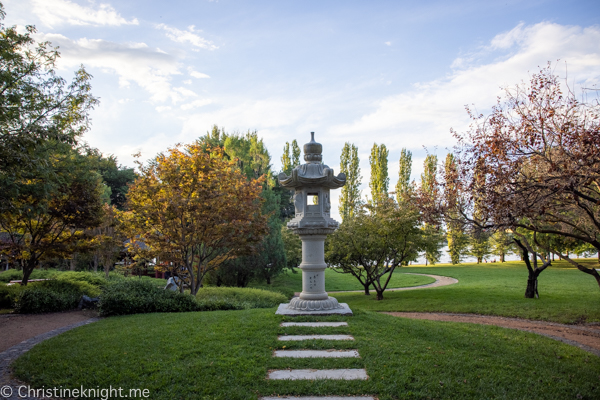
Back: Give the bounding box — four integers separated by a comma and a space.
274, 349, 360, 358
261, 397, 375, 400
268, 369, 368, 380
278, 335, 354, 341
281, 322, 348, 327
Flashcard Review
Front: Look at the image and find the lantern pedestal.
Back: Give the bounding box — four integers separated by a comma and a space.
276, 234, 353, 316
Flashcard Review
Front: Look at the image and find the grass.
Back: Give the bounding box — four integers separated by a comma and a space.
249, 268, 436, 294
333, 260, 600, 324
12, 308, 600, 399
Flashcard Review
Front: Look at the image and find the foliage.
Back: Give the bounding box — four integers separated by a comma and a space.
490, 230, 515, 262
13, 279, 99, 313
12, 309, 600, 399
444, 153, 469, 264
98, 279, 198, 316
339, 142, 362, 221
0, 3, 97, 186
196, 286, 287, 308
0, 143, 106, 285
0, 283, 23, 308
420, 154, 444, 265
368, 143, 389, 205
326, 199, 425, 300
450, 64, 600, 287
395, 148, 413, 204
122, 143, 268, 295
281, 222, 301, 270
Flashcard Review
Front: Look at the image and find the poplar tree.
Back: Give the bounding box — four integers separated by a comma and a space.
421, 154, 443, 265
396, 148, 413, 203
369, 143, 389, 205
339, 142, 362, 221
291, 139, 301, 168
281, 142, 292, 175
444, 153, 468, 264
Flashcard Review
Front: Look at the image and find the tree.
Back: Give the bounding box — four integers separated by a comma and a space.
369, 143, 389, 205
281, 223, 301, 270
291, 139, 301, 168
122, 144, 268, 295
420, 154, 443, 265
452, 64, 600, 288
0, 4, 97, 208
326, 198, 425, 300
339, 142, 362, 221
396, 148, 413, 204
490, 230, 514, 262
443, 154, 468, 264
0, 143, 105, 285
281, 142, 292, 175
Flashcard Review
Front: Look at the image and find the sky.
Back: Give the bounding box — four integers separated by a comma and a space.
4, 0, 600, 225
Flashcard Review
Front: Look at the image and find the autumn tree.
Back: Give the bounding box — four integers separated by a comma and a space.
291, 139, 301, 168
339, 142, 362, 221
451, 64, 600, 289
396, 148, 413, 204
123, 144, 268, 295
326, 198, 425, 300
281, 142, 292, 175
369, 143, 389, 205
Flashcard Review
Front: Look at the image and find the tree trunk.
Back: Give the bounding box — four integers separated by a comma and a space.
500, 253, 505, 263
363, 285, 370, 295
21, 259, 37, 286
525, 274, 539, 299
266, 276, 271, 285
93, 254, 99, 272
376, 290, 384, 300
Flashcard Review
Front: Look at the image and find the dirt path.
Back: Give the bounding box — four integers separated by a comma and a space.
384, 312, 600, 357
327, 273, 459, 294
0, 310, 98, 353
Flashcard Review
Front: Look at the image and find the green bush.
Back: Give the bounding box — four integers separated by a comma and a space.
195, 287, 287, 309
0, 268, 61, 283
13, 280, 94, 313
98, 280, 198, 316
56, 271, 107, 288
0, 284, 24, 309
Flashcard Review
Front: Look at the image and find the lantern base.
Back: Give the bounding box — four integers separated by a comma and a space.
275, 299, 353, 316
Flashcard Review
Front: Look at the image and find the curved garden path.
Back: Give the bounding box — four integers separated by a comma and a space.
327, 272, 459, 294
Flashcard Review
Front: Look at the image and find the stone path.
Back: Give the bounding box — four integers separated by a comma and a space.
265, 320, 373, 400
0, 317, 100, 400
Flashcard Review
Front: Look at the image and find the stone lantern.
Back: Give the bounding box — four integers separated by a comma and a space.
275, 132, 352, 315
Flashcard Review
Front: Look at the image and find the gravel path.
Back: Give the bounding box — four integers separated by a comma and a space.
384, 312, 600, 357
327, 273, 459, 294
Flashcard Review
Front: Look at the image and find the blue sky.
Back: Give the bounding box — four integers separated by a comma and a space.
4, 0, 600, 221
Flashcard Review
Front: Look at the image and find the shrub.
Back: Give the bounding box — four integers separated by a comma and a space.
13, 280, 95, 313
195, 287, 287, 309
56, 271, 108, 288
0, 268, 61, 283
99, 280, 198, 316
0, 284, 24, 309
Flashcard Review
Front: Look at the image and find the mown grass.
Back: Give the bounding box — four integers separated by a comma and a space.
12, 309, 600, 399
334, 260, 600, 324
250, 268, 436, 294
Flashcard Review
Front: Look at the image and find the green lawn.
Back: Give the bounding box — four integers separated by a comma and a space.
250, 268, 436, 293
333, 260, 600, 324
12, 309, 600, 400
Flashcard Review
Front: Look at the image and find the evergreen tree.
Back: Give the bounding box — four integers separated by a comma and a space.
396, 148, 413, 204
339, 142, 362, 221
369, 143, 389, 205
490, 230, 514, 262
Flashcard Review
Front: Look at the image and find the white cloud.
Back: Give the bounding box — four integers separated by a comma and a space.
156, 106, 172, 113
32, 0, 138, 28
385, 41, 392, 46
180, 99, 212, 110
157, 24, 218, 51
330, 22, 600, 154
188, 67, 210, 79
183, 79, 192, 85
37, 33, 192, 103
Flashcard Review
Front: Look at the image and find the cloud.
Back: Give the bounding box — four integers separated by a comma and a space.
32, 0, 138, 28
188, 67, 210, 79
37, 33, 202, 103
181, 99, 212, 110
157, 24, 218, 50
385, 41, 392, 46
330, 22, 600, 154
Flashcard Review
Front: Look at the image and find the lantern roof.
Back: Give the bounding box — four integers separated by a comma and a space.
278, 132, 346, 189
